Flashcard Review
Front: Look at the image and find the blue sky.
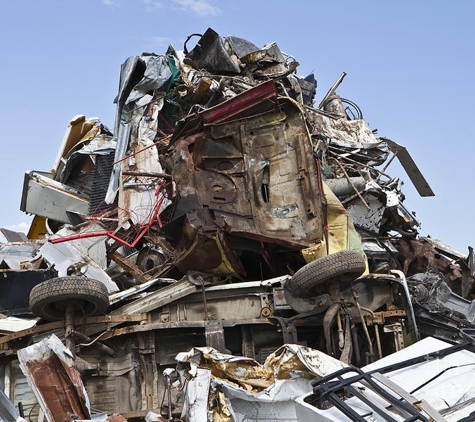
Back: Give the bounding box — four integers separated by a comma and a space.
1, 0, 474, 253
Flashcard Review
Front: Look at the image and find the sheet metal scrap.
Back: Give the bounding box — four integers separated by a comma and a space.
7, 27, 472, 349
0, 27, 474, 421
17, 334, 91, 422
16, 27, 450, 287
164, 86, 326, 276
174, 344, 347, 421
407, 270, 475, 342
395, 236, 464, 294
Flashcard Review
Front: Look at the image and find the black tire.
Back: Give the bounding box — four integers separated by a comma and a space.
287, 250, 366, 298
29, 276, 110, 321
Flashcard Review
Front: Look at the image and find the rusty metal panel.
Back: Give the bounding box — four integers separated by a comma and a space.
18, 335, 91, 422
172, 98, 325, 249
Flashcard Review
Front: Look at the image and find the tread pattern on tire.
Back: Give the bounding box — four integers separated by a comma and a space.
287, 250, 366, 298
29, 276, 110, 321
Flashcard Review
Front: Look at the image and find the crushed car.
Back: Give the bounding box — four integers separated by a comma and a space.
0, 27, 474, 421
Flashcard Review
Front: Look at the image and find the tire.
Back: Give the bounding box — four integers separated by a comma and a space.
287, 250, 366, 298
29, 276, 110, 321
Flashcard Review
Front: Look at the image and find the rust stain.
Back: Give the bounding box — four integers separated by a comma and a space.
26, 354, 90, 422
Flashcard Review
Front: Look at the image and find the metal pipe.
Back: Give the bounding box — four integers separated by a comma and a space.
340, 315, 353, 364
74, 330, 116, 357
334, 159, 370, 210
197, 275, 209, 321
166, 374, 173, 419
337, 311, 345, 349
330, 152, 393, 180
323, 303, 340, 356
351, 323, 361, 366
351, 289, 375, 363
64, 304, 76, 358
318, 72, 347, 109
374, 323, 383, 360
378, 150, 398, 181
122, 171, 172, 179
391, 269, 421, 341
324, 177, 366, 197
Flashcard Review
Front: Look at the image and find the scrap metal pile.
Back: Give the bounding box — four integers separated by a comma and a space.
1, 28, 475, 421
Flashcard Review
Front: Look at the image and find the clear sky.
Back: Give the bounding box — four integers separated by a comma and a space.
1, 0, 474, 253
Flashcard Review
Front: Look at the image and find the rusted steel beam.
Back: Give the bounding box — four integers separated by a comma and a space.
100, 318, 274, 340
84, 278, 197, 337
0, 315, 147, 346
0, 321, 63, 345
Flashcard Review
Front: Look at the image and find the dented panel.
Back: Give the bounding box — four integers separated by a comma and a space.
17, 335, 91, 422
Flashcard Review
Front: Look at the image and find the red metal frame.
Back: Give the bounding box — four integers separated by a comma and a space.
51, 180, 167, 248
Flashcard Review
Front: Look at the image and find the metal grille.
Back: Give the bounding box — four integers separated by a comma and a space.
89, 153, 117, 216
